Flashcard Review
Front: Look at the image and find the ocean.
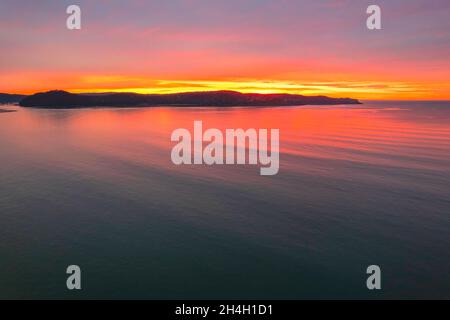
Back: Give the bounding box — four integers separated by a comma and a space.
0, 101, 449, 299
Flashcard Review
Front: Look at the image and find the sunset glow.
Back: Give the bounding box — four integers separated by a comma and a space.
1, 0, 450, 301
1, 0, 450, 100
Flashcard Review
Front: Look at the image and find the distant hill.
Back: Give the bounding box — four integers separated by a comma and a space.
19, 90, 361, 108
0, 93, 27, 104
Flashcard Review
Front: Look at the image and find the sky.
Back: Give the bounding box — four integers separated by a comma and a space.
1, 0, 450, 99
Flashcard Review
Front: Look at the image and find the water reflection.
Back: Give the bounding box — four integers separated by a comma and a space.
0, 102, 449, 299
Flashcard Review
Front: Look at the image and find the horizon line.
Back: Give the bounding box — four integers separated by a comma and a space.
4, 89, 450, 102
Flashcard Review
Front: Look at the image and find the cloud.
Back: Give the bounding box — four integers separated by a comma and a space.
1, 0, 449, 99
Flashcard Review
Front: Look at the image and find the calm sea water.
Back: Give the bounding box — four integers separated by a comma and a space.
0, 101, 449, 299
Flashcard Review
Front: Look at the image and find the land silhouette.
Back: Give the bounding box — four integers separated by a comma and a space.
18, 90, 361, 108
0, 93, 26, 104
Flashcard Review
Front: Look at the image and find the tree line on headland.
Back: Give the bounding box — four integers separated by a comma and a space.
1, 90, 361, 108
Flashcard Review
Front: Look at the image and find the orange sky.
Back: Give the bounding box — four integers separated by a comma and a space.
1, 1, 450, 100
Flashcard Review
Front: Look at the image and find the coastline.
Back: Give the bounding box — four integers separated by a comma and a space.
18, 103, 363, 110
19, 90, 362, 108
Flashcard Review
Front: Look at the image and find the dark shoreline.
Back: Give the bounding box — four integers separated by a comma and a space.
19, 90, 362, 108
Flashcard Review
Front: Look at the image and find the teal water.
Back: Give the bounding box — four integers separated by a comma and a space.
0, 101, 449, 299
